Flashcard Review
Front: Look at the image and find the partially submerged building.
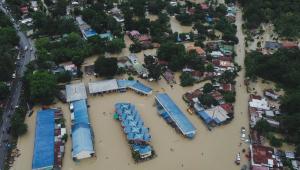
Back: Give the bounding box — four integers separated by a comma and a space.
66, 83, 87, 103
76, 16, 97, 40
155, 93, 196, 138
115, 103, 154, 160
70, 100, 95, 160
128, 54, 149, 78
250, 145, 282, 169
65, 83, 95, 160
32, 109, 66, 170
88, 79, 152, 95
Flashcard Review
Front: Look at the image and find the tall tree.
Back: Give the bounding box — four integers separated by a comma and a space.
94, 56, 118, 77
27, 71, 57, 104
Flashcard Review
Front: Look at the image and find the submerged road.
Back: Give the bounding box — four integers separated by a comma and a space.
0, 3, 35, 169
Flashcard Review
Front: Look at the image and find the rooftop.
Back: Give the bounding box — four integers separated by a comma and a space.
155, 93, 196, 137
66, 83, 87, 102
32, 109, 55, 170
88, 79, 119, 94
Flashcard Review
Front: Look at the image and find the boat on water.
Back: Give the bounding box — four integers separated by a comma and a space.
235, 153, 241, 165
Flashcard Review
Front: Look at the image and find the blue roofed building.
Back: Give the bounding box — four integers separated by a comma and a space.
115, 103, 154, 160
32, 109, 55, 170
70, 99, 95, 160
71, 123, 95, 160
88, 79, 152, 95
155, 93, 196, 138
71, 100, 89, 124
99, 32, 113, 41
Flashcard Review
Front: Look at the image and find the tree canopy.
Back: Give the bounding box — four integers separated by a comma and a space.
157, 42, 186, 71
239, 0, 300, 38
94, 57, 118, 78
0, 12, 18, 82
27, 71, 57, 104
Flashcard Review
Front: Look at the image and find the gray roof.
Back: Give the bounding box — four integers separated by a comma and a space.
88, 79, 119, 94
66, 83, 87, 102
265, 41, 282, 49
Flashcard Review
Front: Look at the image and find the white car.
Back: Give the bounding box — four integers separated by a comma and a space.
24, 46, 28, 51
12, 73, 16, 79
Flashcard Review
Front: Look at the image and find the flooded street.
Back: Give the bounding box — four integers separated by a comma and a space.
12, 4, 252, 170
169, 16, 193, 33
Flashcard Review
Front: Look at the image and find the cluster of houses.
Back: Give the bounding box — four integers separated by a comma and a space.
250, 144, 300, 170
127, 30, 154, 49
263, 40, 300, 54
183, 88, 234, 129
115, 103, 154, 161
225, 3, 237, 22
75, 16, 113, 40
247, 90, 300, 169
248, 92, 280, 129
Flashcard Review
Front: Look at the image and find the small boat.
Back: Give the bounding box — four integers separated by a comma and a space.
235, 153, 241, 165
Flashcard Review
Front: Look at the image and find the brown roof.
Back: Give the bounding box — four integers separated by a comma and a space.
187, 45, 206, 56
252, 145, 277, 167
191, 71, 203, 78
138, 35, 151, 42
281, 41, 298, 49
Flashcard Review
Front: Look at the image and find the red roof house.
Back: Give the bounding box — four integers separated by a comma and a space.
20, 5, 29, 14
281, 41, 298, 49
200, 3, 209, 10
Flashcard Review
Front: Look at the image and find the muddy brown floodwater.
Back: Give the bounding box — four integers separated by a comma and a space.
12, 5, 251, 170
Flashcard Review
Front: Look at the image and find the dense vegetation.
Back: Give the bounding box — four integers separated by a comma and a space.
239, 0, 300, 38
157, 42, 205, 72
94, 56, 118, 78
31, 12, 77, 36
245, 49, 300, 154
81, 6, 122, 36
245, 49, 300, 89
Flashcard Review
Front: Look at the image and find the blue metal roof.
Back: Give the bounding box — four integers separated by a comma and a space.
116, 80, 152, 94
155, 93, 196, 137
32, 109, 55, 170
72, 100, 89, 124
72, 123, 94, 157
130, 82, 152, 94
117, 80, 136, 89
197, 111, 212, 124
84, 29, 97, 38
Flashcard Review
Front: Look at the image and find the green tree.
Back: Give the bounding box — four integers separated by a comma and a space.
268, 134, 283, 148
53, 0, 68, 16
94, 56, 118, 77
106, 38, 126, 54
203, 83, 214, 94
157, 42, 186, 71
180, 72, 195, 87
199, 94, 218, 107
0, 27, 19, 46
224, 92, 236, 103
11, 108, 28, 137
0, 82, 10, 100
56, 71, 71, 83
205, 63, 214, 72
72, 56, 84, 67
144, 55, 162, 81
27, 71, 57, 104
255, 119, 271, 135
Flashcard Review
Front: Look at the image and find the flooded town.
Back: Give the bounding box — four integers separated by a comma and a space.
0, 0, 299, 170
